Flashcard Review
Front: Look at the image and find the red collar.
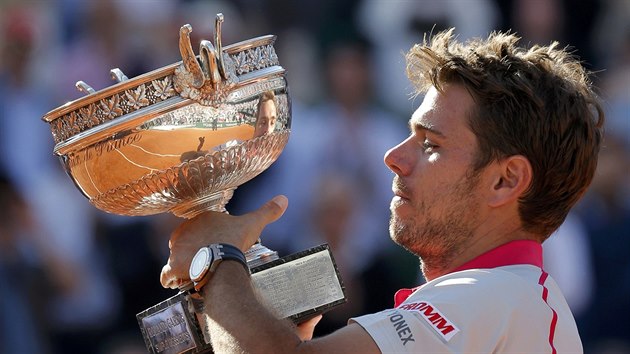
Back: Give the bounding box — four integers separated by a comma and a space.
394, 240, 543, 307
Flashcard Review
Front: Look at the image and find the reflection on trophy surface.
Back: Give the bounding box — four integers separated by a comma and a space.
253, 91, 277, 138
42, 14, 345, 354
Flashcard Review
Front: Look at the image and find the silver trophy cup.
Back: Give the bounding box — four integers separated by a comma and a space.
42, 14, 345, 354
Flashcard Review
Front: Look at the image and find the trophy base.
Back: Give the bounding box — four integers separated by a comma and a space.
137, 244, 346, 354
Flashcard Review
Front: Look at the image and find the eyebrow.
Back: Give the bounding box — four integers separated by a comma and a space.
409, 120, 446, 139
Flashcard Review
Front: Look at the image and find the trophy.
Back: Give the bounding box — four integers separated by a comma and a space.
42, 14, 346, 354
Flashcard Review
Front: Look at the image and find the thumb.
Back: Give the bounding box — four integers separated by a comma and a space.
297, 314, 322, 341
249, 195, 288, 226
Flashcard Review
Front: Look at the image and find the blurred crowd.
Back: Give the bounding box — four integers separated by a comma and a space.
0, 0, 628, 353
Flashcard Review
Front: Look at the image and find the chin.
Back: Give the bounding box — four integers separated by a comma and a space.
390, 197, 412, 215
389, 215, 409, 243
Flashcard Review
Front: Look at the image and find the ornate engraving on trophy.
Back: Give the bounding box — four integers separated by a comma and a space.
50, 77, 178, 144
230, 44, 279, 76
228, 77, 287, 102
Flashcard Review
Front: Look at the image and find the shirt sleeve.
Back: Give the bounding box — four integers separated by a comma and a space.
350, 308, 455, 353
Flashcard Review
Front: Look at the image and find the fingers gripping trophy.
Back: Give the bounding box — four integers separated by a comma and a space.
42, 14, 346, 354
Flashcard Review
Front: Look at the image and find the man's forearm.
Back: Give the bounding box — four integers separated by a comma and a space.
203, 261, 304, 354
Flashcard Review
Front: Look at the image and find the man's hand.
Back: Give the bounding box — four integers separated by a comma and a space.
160, 195, 288, 289
296, 315, 322, 341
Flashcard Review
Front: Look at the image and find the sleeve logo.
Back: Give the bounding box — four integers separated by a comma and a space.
386, 311, 415, 346
397, 301, 460, 341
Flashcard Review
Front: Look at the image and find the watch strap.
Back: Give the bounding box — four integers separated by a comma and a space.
213, 243, 249, 275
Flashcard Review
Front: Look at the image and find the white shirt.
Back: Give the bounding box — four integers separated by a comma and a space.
351, 240, 582, 353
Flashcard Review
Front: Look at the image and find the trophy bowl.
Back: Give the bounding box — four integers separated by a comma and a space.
42, 15, 290, 219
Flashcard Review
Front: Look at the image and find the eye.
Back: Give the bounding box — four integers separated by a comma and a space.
422, 139, 438, 152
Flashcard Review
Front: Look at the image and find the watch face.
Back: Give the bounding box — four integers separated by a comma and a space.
190, 247, 211, 281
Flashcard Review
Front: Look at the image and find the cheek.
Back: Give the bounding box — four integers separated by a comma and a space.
407, 167, 458, 215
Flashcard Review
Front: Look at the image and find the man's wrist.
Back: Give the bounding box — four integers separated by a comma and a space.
189, 243, 250, 291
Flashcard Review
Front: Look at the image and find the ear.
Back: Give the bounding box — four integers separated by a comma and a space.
488, 155, 532, 207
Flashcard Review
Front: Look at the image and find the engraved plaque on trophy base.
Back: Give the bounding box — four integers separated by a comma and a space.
137, 292, 206, 354
137, 244, 346, 354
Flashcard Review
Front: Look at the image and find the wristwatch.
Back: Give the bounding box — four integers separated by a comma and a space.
189, 243, 250, 291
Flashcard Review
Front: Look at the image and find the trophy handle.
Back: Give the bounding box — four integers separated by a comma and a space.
75, 80, 95, 95
199, 40, 221, 87
214, 13, 228, 80
178, 24, 205, 89
110, 68, 129, 82
178, 13, 227, 91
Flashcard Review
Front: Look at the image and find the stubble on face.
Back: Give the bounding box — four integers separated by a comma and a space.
389, 169, 482, 277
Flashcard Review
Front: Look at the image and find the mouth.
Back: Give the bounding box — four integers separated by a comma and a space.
393, 190, 410, 201
392, 177, 411, 201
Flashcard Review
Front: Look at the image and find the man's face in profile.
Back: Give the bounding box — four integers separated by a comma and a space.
254, 99, 277, 138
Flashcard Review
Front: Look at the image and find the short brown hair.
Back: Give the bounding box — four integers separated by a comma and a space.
257, 90, 277, 112
406, 29, 604, 239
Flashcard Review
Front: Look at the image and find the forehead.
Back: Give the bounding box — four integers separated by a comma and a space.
258, 99, 276, 113
260, 99, 275, 108
410, 85, 476, 138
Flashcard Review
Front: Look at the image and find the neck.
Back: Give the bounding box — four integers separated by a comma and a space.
419, 225, 539, 281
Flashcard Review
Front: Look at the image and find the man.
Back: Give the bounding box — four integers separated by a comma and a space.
161, 29, 603, 353
253, 90, 277, 138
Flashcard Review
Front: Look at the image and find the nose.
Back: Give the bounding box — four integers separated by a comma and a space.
384, 138, 411, 176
